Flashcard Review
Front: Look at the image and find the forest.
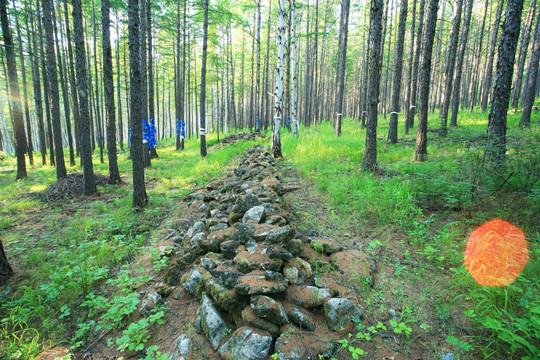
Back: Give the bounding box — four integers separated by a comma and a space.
0, 0, 538, 359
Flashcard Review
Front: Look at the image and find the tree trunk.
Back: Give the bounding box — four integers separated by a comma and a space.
272, 0, 286, 159
481, 0, 504, 111
0, 0, 26, 179
43, 0, 67, 179
334, 0, 351, 137
116, 10, 123, 150
14, 4, 33, 165
73, 0, 96, 195
468, 0, 488, 112
102, 0, 121, 184
28, 8, 47, 165
511, 0, 537, 108
255, 0, 261, 132
128, 0, 148, 208
200, 0, 208, 157
406, 0, 426, 133
520, 9, 540, 127
387, 0, 408, 144
439, 0, 463, 136
449, 0, 474, 127
362, 0, 384, 171
291, 0, 299, 137
414, 0, 439, 162
64, 0, 81, 157
403, 0, 416, 131
486, 0, 524, 163
0, 239, 14, 280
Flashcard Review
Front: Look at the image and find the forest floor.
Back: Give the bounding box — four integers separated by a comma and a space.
0, 110, 539, 360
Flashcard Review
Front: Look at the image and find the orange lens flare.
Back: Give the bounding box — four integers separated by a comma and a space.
464, 219, 529, 287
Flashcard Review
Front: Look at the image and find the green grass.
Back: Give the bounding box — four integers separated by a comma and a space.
281, 108, 539, 359
0, 131, 265, 359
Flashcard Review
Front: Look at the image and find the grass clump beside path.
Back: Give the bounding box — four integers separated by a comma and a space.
281, 109, 539, 359
0, 133, 265, 359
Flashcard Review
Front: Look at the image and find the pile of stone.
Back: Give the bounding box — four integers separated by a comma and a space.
156, 145, 375, 360
220, 132, 268, 146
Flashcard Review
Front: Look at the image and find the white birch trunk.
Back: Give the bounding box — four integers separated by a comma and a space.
291, 0, 298, 137
272, 0, 286, 158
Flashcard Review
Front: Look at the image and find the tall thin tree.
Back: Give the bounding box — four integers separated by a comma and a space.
272, 0, 286, 158
102, 0, 121, 184
0, 0, 26, 179
128, 0, 148, 207
519, 9, 540, 128
334, 0, 351, 137
414, 0, 439, 162
291, 0, 298, 137
43, 0, 67, 179
200, 0, 208, 157
486, 0, 524, 162
362, 0, 384, 171
73, 0, 96, 195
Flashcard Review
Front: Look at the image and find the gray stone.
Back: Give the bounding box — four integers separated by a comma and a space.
220, 241, 240, 259
266, 245, 293, 260
232, 194, 261, 214
250, 295, 288, 325
324, 298, 358, 331
266, 226, 296, 244
198, 294, 230, 350
139, 292, 162, 314
200, 257, 215, 271
235, 273, 288, 296
186, 221, 206, 239
290, 286, 332, 309
283, 267, 299, 284
182, 270, 202, 295
241, 306, 280, 337
168, 334, 192, 360
288, 308, 315, 331
190, 232, 207, 249
264, 270, 289, 284
283, 258, 312, 284
210, 270, 242, 289
219, 327, 272, 360
209, 223, 229, 232
198, 203, 209, 212
245, 238, 258, 254
242, 206, 266, 224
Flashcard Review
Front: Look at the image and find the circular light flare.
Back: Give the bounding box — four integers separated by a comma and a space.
464, 219, 529, 287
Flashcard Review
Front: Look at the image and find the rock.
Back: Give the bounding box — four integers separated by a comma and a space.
261, 177, 283, 194
242, 206, 266, 224
235, 272, 288, 296
190, 232, 207, 249
210, 270, 243, 289
288, 308, 316, 331
236, 257, 252, 273
198, 203, 209, 212
310, 237, 342, 254
250, 295, 288, 325
287, 285, 332, 309
172, 219, 192, 231
232, 194, 261, 214
283, 258, 312, 284
197, 294, 230, 351
181, 270, 203, 296
266, 225, 296, 244
139, 292, 162, 314
265, 215, 287, 226
200, 257, 215, 271
266, 245, 294, 260
219, 327, 273, 360
324, 298, 363, 331
274, 325, 332, 360
204, 277, 241, 311
209, 223, 229, 232
241, 306, 280, 337
287, 238, 304, 256
264, 270, 289, 284
220, 240, 240, 259
228, 212, 243, 225
186, 221, 206, 239
251, 224, 277, 241
169, 334, 191, 359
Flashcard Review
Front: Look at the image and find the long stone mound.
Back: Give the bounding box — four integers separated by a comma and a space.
145, 145, 377, 359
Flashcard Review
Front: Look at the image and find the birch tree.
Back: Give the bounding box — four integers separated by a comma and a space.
291, 0, 298, 137
272, 0, 286, 158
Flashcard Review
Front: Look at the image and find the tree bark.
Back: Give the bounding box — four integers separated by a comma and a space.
0, 0, 26, 179
362, 0, 384, 171
414, 0, 439, 162
102, 0, 121, 184
449, 0, 474, 127
64, 0, 81, 157
73, 0, 96, 195
387, 0, 408, 143
512, 0, 537, 108
520, 9, 540, 127
128, 0, 147, 208
481, 0, 504, 111
468, 0, 488, 112
200, 0, 208, 157
439, 0, 463, 136
272, 0, 286, 159
406, 0, 425, 134
43, 0, 67, 179
334, 0, 351, 137
0, 239, 14, 280
291, 0, 299, 137
116, 10, 123, 150
486, 0, 524, 163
